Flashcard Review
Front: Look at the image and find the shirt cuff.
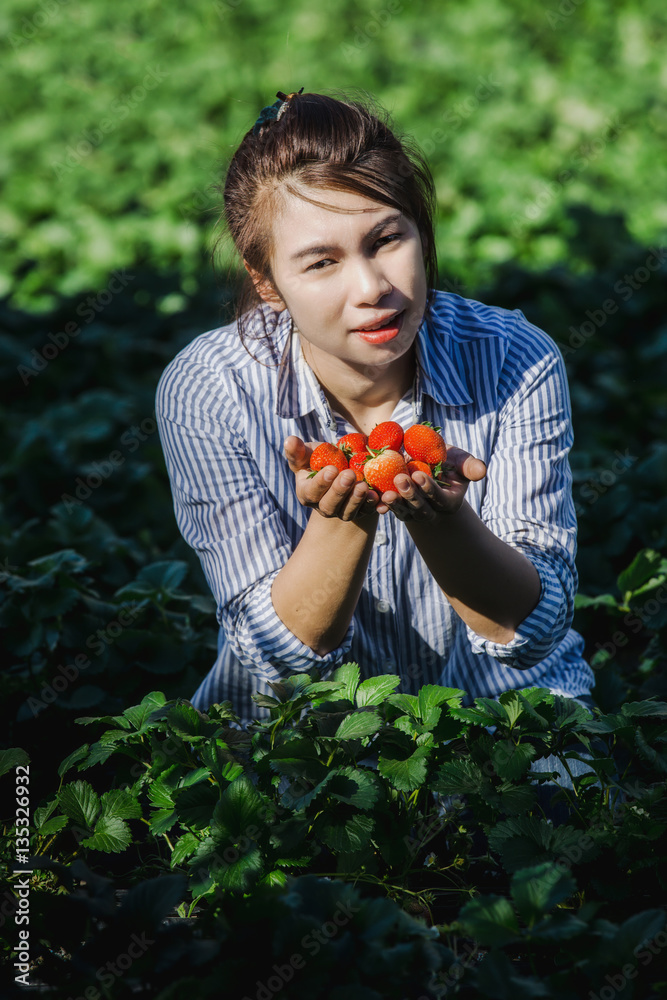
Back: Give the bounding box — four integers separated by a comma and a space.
221, 568, 355, 682
465, 551, 572, 669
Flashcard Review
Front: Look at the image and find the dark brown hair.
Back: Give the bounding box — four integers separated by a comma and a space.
215, 90, 438, 365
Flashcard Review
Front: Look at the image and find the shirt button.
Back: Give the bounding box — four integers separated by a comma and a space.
383, 659, 396, 671
376, 599, 391, 613
375, 531, 387, 545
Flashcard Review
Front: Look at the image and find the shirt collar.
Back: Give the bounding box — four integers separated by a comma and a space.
275, 292, 472, 420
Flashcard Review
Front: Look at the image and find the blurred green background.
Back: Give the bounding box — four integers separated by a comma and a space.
3, 0, 667, 309
2, 0, 667, 749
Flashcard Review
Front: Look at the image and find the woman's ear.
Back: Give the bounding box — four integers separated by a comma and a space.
244, 261, 286, 311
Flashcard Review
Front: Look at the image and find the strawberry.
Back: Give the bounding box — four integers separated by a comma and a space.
363, 448, 409, 494
308, 443, 349, 479
348, 451, 369, 482
367, 420, 404, 452
337, 432, 368, 458
406, 459, 432, 477
404, 421, 447, 471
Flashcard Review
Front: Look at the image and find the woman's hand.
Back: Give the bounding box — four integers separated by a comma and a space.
284, 436, 380, 523
378, 446, 487, 522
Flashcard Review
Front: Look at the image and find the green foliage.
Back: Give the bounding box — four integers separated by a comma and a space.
2, 0, 666, 309
3, 672, 667, 996
2, 5, 667, 986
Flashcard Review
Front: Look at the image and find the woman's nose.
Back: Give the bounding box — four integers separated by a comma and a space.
350, 257, 393, 304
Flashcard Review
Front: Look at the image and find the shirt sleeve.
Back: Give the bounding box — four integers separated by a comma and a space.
155, 353, 354, 686
466, 310, 578, 670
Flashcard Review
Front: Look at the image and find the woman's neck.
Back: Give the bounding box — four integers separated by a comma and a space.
300, 337, 417, 433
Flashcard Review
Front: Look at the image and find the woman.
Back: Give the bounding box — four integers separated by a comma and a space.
156, 89, 595, 725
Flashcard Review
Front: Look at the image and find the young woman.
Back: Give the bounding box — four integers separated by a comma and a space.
156, 89, 595, 725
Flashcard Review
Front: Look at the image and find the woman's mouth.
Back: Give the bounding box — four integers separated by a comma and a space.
353, 311, 404, 344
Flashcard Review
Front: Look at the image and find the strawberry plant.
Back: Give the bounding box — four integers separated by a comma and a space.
2, 207, 667, 994
2, 666, 667, 996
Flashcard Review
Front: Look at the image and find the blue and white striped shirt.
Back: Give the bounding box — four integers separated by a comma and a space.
156, 290, 594, 722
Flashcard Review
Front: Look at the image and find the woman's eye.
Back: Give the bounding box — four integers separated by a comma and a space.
375, 232, 402, 248
306, 258, 334, 272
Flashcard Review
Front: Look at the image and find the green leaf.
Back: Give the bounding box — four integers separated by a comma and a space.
148, 808, 177, 836
199, 740, 244, 785
57, 780, 100, 829
491, 782, 537, 815
491, 741, 536, 780
170, 831, 200, 867
260, 870, 288, 889
387, 692, 420, 717
122, 690, 167, 731
38, 815, 69, 837
303, 680, 345, 699
378, 747, 430, 792
457, 894, 521, 947
166, 703, 207, 740
174, 782, 219, 830
474, 697, 510, 723
612, 910, 666, 962
115, 560, 188, 600
511, 862, 577, 926
418, 683, 463, 714
0, 748, 30, 777
574, 592, 618, 609
328, 767, 382, 810
281, 770, 337, 810
57, 745, 89, 777
213, 776, 270, 839
118, 874, 187, 927
355, 674, 401, 707
334, 711, 382, 740
634, 728, 667, 773
617, 549, 664, 598
82, 814, 132, 853
489, 817, 597, 873
497, 690, 523, 727
621, 700, 667, 719
319, 812, 374, 853
148, 772, 177, 809
433, 758, 485, 795
332, 662, 361, 704
214, 847, 264, 893
99, 788, 142, 820
33, 799, 58, 829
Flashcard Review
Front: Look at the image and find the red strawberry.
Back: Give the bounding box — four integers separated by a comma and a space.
348, 452, 369, 482
363, 448, 409, 494
308, 443, 349, 479
404, 421, 447, 469
367, 420, 403, 452
407, 459, 432, 477
337, 432, 368, 458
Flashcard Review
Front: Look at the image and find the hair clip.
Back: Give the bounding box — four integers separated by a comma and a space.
252, 87, 304, 135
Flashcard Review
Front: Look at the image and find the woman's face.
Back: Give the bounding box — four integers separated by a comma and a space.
257, 185, 428, 379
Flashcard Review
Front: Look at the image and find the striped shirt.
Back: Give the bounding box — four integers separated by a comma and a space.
156, 290, 594, 722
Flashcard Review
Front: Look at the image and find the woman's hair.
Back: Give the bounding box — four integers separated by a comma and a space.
215, 90, 438, 365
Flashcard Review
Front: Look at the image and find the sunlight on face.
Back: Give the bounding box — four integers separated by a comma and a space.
262, 185, 428, 381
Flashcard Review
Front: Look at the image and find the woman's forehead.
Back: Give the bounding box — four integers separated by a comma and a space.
272, 186, 403, 240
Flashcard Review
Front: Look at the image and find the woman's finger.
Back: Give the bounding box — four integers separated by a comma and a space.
442, 446, 487, 482
284, 436, 314, 473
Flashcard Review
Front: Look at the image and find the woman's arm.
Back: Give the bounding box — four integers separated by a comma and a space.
155, 359, 362, 680
271, 436, 379, 655
271, 506, 378, 656
405, 498, 541, 643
